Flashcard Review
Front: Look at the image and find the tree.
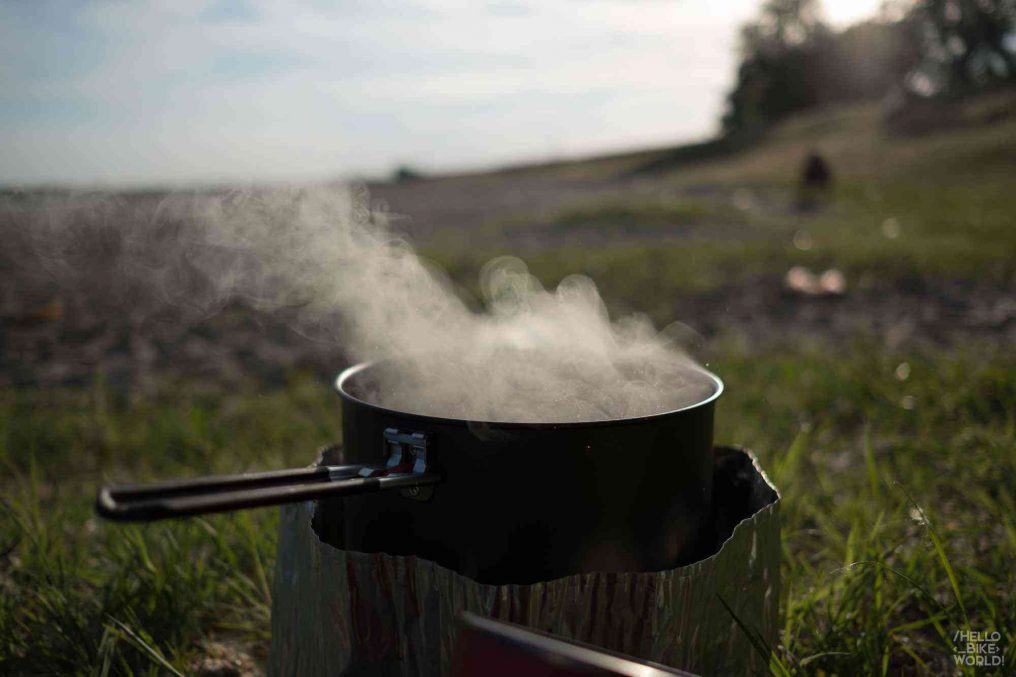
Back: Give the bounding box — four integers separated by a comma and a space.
903, 0, 1015, 93
720, 0, 1015, 136
722, 0, 832, 134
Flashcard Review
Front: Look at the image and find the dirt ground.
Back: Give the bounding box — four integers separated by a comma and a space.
2, 172, 1013, 391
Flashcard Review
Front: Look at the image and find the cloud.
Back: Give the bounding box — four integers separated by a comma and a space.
1, 0, 756, 186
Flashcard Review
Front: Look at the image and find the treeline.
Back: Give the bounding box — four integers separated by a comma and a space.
722, 0, 1016, 135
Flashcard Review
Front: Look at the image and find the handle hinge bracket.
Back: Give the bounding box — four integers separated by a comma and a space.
355, 428, 434, 501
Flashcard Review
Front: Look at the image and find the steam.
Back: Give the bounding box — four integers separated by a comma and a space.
191, 185, 713, 422
2, 185, 714, 422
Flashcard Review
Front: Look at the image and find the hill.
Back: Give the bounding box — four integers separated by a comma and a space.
1, 92, 1013, 675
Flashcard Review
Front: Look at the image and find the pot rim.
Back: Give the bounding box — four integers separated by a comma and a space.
335, 360, 723, 429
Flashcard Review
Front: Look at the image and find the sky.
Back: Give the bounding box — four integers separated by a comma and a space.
1, 0, 881, 188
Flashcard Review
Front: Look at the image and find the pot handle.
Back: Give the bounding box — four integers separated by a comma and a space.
96, 467, 440, 521
97, 428, 437, 522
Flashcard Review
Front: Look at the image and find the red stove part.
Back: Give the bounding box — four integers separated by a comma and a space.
451, 613, 698, 677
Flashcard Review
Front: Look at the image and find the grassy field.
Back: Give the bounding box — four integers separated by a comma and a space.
2, 97, 1014, 675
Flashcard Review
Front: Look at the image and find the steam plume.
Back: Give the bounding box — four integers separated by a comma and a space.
193, 185, 713, 422
2, 185, 713, 421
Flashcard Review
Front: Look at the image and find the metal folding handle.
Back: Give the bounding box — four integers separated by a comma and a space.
96, 469, 440, 522
97, 428, 438, 522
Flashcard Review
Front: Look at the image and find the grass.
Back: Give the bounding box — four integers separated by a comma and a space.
1, 346, 1012, 674
0, 377, 342, 674
545, 199, 733, 232
427, 170, 1014, 327
716, 344, 1015, 673
2, 96, 1015, 674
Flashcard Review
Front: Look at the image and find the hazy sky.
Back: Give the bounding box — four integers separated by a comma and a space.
1, 0, 879, 187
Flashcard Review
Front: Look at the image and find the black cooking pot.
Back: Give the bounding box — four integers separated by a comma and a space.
97, 361, 722, 584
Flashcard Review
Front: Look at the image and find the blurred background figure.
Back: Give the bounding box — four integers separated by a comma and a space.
796, 151, 833, 211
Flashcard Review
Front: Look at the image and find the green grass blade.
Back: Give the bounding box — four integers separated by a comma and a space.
105, 617, 184, 677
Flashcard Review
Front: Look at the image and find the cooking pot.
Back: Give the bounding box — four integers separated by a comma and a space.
98, 360, 722, 584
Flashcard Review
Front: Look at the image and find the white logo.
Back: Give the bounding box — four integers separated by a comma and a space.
952, 630, 1004, 668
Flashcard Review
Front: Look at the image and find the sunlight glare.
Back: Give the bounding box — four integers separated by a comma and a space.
823, 0, 884, 27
